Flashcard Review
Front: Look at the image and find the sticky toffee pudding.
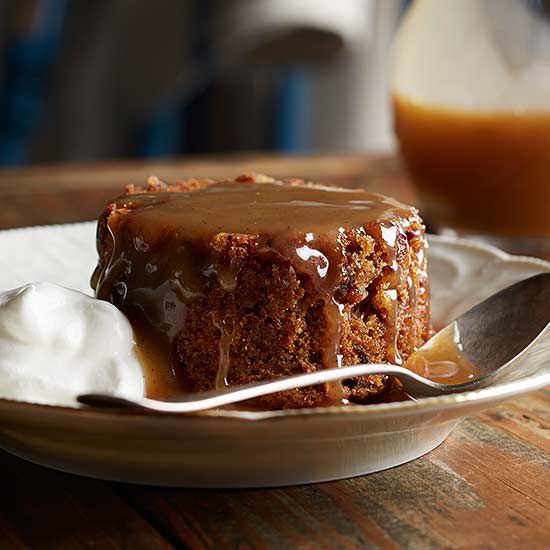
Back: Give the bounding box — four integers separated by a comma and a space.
92, 174, 431, 409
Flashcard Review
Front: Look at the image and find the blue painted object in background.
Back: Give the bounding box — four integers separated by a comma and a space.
0, 0, 67, 165
272, 66, 311, 153
0, 0, 315, 164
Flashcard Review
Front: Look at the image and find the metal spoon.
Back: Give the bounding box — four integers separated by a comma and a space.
78, 272, 550, 413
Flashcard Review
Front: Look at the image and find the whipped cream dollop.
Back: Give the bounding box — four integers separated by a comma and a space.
0, 283, 144, 406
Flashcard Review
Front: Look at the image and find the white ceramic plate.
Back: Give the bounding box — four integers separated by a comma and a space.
0, 222, 549, 487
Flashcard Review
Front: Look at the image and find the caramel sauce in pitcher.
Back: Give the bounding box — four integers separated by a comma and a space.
394, 96, 550, 238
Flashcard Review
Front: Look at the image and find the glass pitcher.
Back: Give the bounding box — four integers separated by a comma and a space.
391, 0, 550, 257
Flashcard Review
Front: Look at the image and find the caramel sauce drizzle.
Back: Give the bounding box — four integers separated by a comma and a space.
211, 313, 236, 389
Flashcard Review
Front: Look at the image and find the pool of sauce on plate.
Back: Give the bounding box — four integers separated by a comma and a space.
91, 178, 433, 405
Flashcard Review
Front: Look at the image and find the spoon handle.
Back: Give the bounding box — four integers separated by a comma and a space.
78, 363, 460, 413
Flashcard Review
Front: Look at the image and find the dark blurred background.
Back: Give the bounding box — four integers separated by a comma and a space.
0, 0, 409, 166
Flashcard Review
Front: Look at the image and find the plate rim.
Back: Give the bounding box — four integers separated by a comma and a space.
0, 222, 549, 423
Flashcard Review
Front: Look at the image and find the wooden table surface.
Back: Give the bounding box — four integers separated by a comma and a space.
0, 153, 549, 549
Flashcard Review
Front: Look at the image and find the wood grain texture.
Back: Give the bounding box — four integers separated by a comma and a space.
0, 153, 548, 549
0, 153, 414, 231
0, 451, 172, 550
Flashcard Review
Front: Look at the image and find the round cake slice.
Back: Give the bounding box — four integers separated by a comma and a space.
92, 173, 430, 409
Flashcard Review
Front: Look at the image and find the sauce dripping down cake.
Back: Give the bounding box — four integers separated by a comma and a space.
92, 174, 431, 409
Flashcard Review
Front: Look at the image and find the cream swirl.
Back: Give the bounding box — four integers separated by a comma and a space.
0, 283, 144, 406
